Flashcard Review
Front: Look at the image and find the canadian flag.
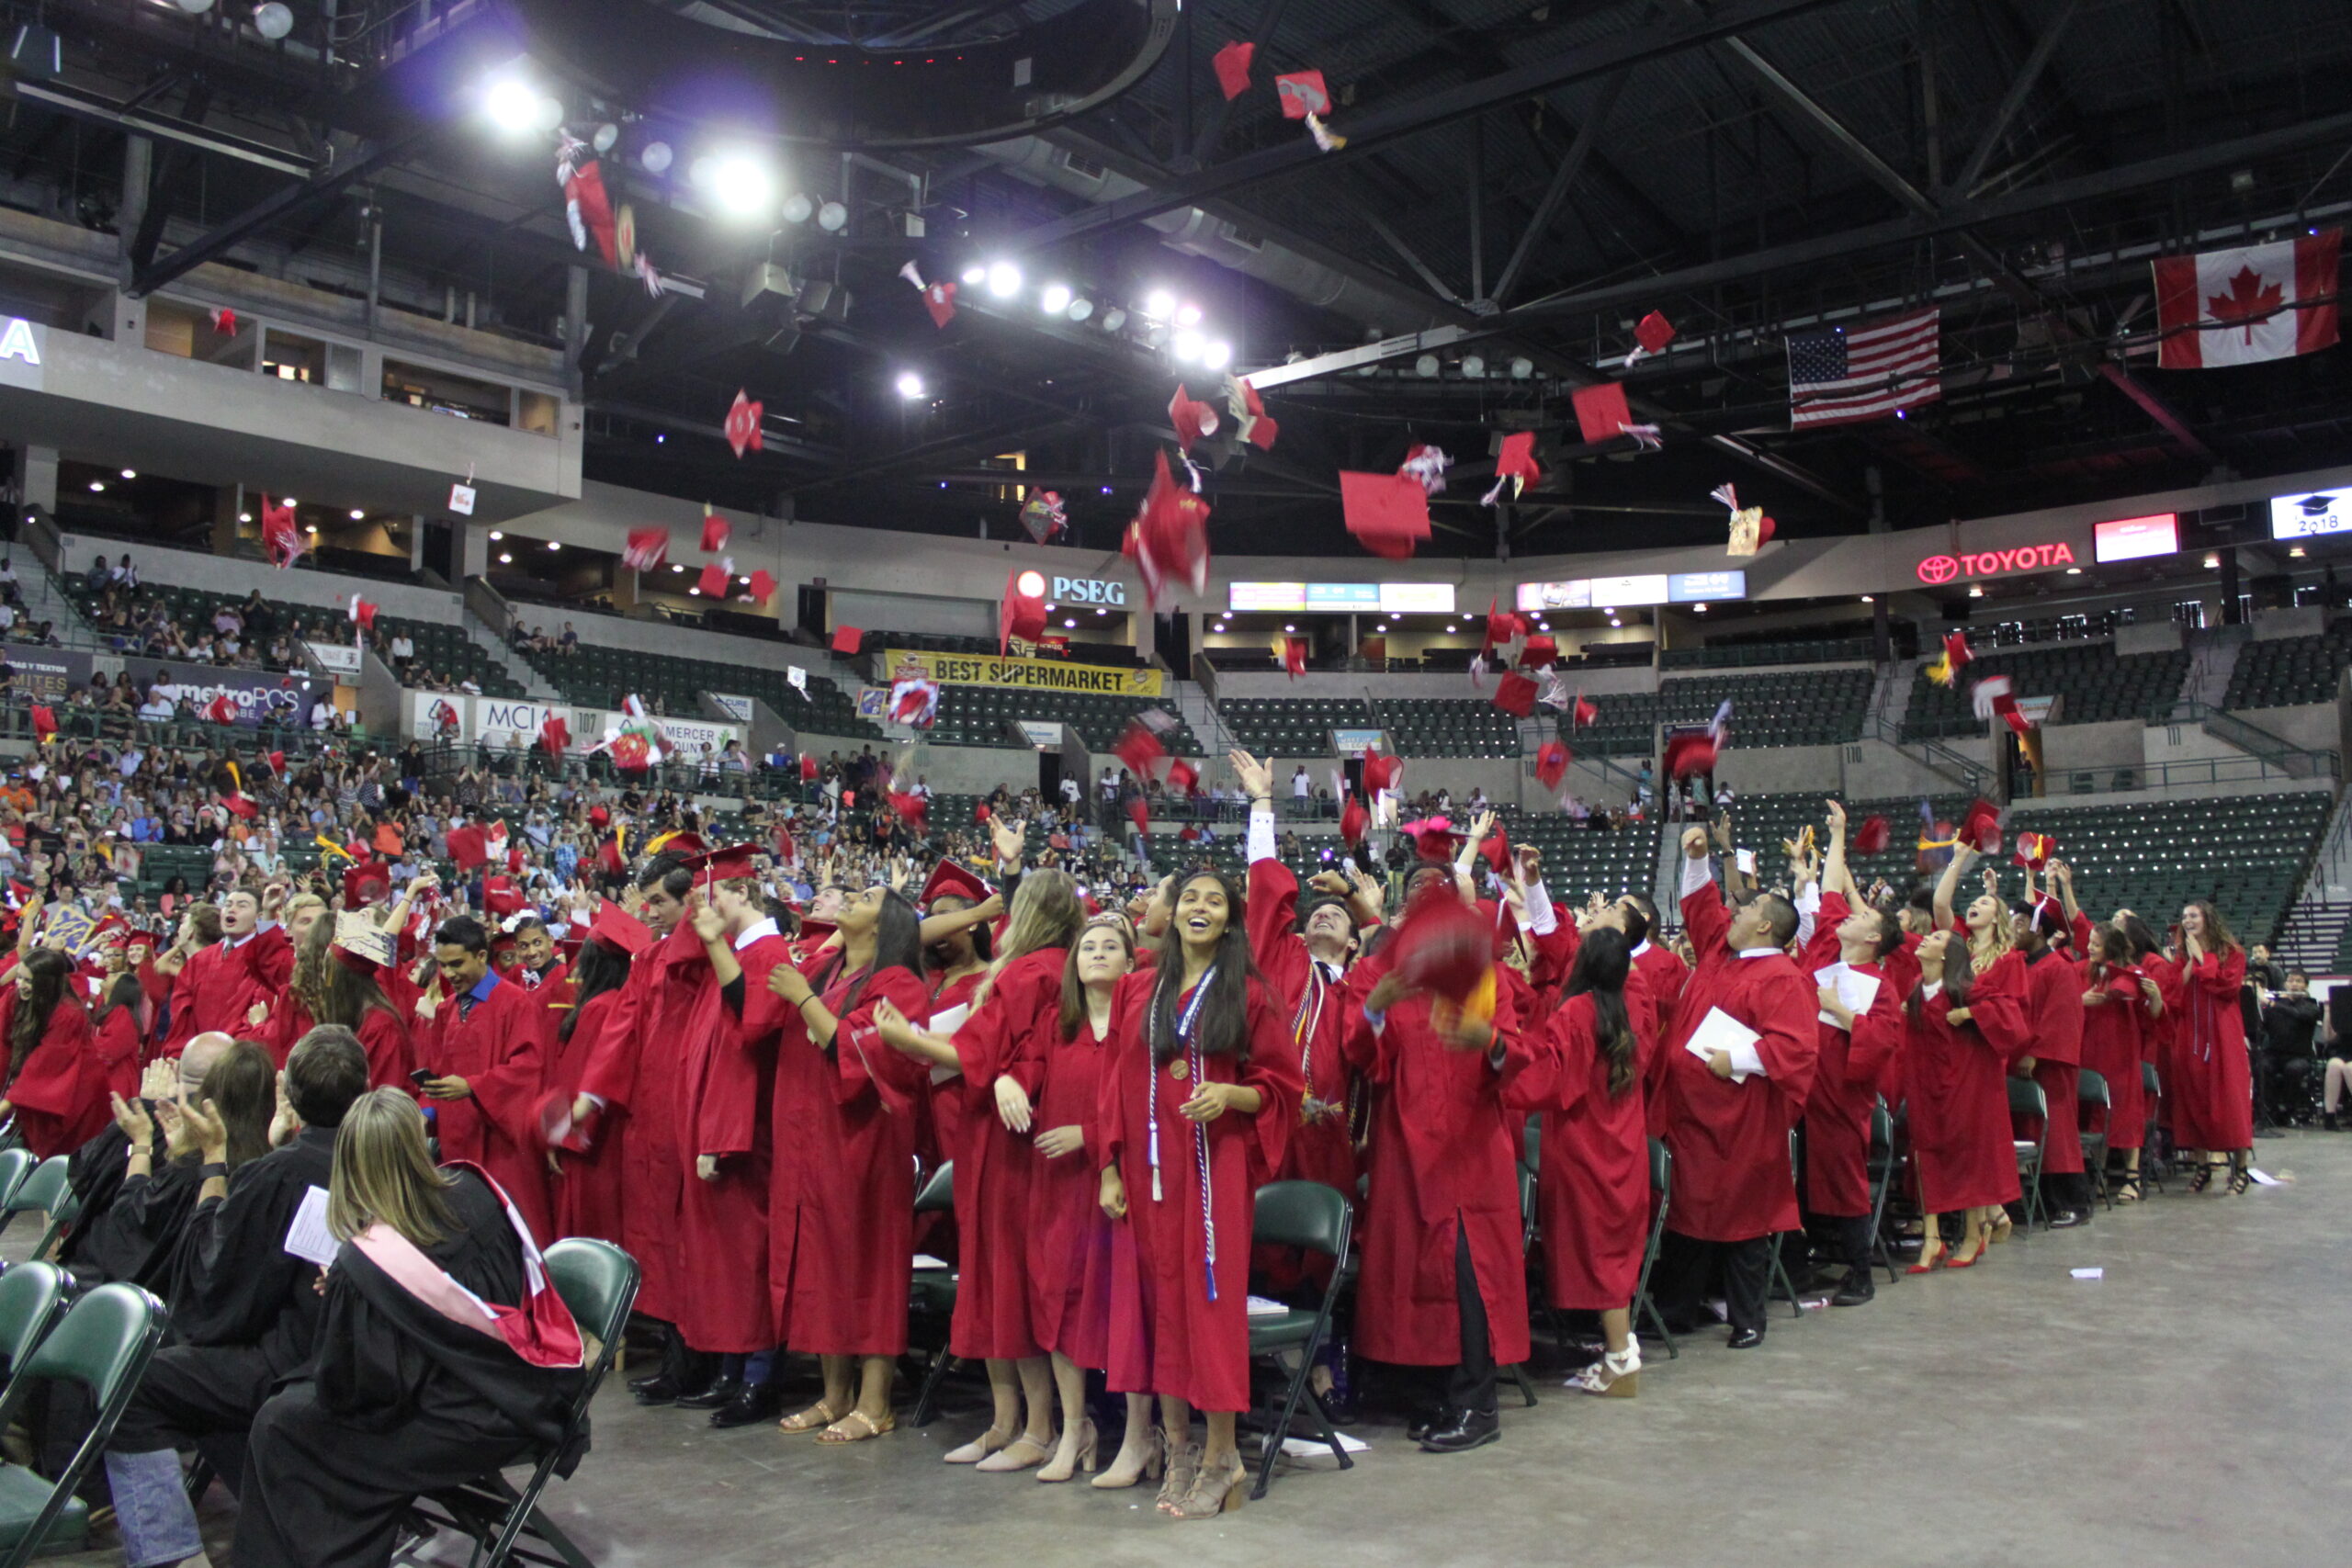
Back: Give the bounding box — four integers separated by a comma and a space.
2154, 230, 2341, 368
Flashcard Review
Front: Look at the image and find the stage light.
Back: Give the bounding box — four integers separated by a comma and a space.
1100, 306, 1127, 333
281, 497, 296, 505
641, 141, 673, 175
1202, 340, 1232, 371
1095, 607, 1108, 615
960, 265, 986, 286
593, 123, 619, 154
548, 540, 561, 550
1460, 355, 1486, 378
1174, 302, 1203, 327
707, 153, 776, 219
88, 481, 103, 492
986, 261, 1022, 299
1414, 355, 1440, 378
1860, 594, 1873, 604
254, 4, 295, 41
895, 370, 925, 399
1510, 357, 1534, 379
1142, 289, 1175, 320
1040, 283, 1072, 315
175, 0, 217, 12
1016, 570, 1046, 597
1066, 297, 1093, 322
816, 200, 847, 232
1171, 330, 1204, 363
120, 468, 136, 479
349, 509, 365, 520
781, 192, 814, 224
689, 587, 701, 596
238, 513, 252, 524
482, 75, 539, 134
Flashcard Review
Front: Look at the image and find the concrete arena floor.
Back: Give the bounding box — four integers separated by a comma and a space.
39, 1129, 2352, 1568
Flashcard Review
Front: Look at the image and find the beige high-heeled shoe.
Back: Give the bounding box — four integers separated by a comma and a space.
942, 1425, 1013, 1464
1036, 1418, 1098, 1483
1168, 1451, 1250, 1519
975, 1432, 1055, 1472
1156, 1440, 1202, 1514
1091, 1428, 1165, 1490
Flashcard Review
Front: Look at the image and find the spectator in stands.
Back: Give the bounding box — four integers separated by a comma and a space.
84, 552, 112, 592
560, 620, 579, 655
114, 553, 139, 590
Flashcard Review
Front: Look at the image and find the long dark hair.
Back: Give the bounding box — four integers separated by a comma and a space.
316, 952, 400, 1034
7, 949, 72, 1080
94, 969, 141, 1030
198, 1040, 278, 1171
2185, 899, 2243, 958
1561, 926, 1636, 1097
2117, 913, 2164, 962
1906, 935, 1974, 1024
924, 892, 990, 973
1148, 868, 1258, 1065
560, 939, 631, 1044
2088, 925, 2132, 986
815, 889, 923, 1021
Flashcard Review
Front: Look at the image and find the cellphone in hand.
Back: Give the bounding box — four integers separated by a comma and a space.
409, 1068, 435, 1087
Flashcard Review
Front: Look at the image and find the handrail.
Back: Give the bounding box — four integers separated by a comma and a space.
2165, 698, 2335, 779
2050, 753, 2339, 795
1863, 713, 1987, 795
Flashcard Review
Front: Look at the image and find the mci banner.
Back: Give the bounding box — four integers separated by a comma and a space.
884, 649, 1164, 697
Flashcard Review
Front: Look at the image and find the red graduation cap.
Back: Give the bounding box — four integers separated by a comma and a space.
1629, 310, 1677, 362
266, 750, 286, 776
684, 842, 761, 884
703, 512, 734, 556
2013, 831, 2056, 870
1212, 39, 1254, 99
348, 593, 379, 632
1854, 815, 1893, 854
1534, 740, 1570, 791
1125, 795, 1150, 838
587, 903, 653, 957
1274, 69, 1331, 118
1518, 635, 1557, 670
622, 526, 670, 572
1340, 469, 1432, 559
695, 561, 729, 598
1958, 797, 2004, 853
1391, 884, 1491, 1005
219, 791, 256, 820
28, 705, 54, 742
1943, 631, 1975, 672
1482, 432, 1541, 506
1480, 596, 1524, 659
799, 754, 820, 782
1492, 671, 1538, 717
1571, 381, 1635, 446
343, 861, 392, 906
1281, 637, 1307, 679
724, 392, 762, 459
1001, 569, 1049, 655
745, 570, 777, 604
1166, 758, 1199, 796
1663, 730, 1719, 780
1225, 374, 1277, 451
831, 625, 865, 656
1476, 829, 1510, 877
1112, 718, 1164, 778
1169, 384, 1220, 453
482, 875, 526, 917
262, 496, 303, 568
919, 859, 990, 907
2001, 705, 2037, 738
1572, 692, 1598, 728
211, 306, 237, 336
972, 800, 989, 824
609, 731, 652, 773
446, 823, 488, 871
649, 830, 707, 861
1340, 793, 1369, 847
202, 693, 237, 726
1125, 450, 1212, 609
1400, 817, 1459, 862
1362, 750, 1401, 795
888, 791, 929, 833
596, 835, 627, 878
538, 712, 571, 759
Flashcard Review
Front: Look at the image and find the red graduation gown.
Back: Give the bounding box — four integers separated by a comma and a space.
2145, 954, 2186, 1134
164, 928, 293, 1052
2172, 948, 2254, 1152
1903, 983, 2021, 1213
9, 999, 110, 1158
1341, 948, 1533, 1371
944, 948, 1065, 1360
546, 990, 627, 1244
422, 972, 554, 1244
1654, 882, 1821, 1242
2019, 949, 2086, 1176
1798, 896, 1903, 1219
1096, 971, 1296, 1412
357, 1007, 413, 1091
1631, 941, 1687, 1014
921, 969, 985, 1172
1243, 859, 1359, 1222
1028, 1010, 1115, 1364
2079, 964, 2148, 1152
255, 997, 313, 1068
669, 932, 783, 1356
771, 960, 932, 1357
1501, 991, 1655, 1310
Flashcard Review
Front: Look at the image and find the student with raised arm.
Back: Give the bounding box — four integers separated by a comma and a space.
1648, 823, 1820, 1349
1797, 801, 1905, 1306
1928, 843, 2034, 1257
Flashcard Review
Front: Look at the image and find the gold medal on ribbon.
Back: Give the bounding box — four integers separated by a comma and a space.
1170, 1059, 1190, 1082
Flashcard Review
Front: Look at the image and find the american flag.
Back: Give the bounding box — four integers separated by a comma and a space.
1786, 308, 1942, 427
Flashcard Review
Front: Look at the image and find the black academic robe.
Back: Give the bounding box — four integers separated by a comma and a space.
171, 1124, 336, 1379
231, 1168, 586, 1568
60, 1121, 204, 1292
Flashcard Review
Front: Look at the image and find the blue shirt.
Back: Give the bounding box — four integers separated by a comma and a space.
458, 969, 500, 1021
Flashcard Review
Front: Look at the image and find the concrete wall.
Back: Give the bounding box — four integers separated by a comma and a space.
2253, 605, 2328, 641
2042, 719, 2146, 773
59, 532, 463, 623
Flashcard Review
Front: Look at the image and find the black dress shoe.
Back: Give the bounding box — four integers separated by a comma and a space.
674, 1375, 744, 1411
1726, 1327, 1765, 1350
631, 1374, 687, 1406
1417, 1405, 1499, 1453
2047, 1209, 2088, 1229
1829, 1271, 1875, 1308
1405, 1408, 1440, 1443
708, 1383, 786, 1428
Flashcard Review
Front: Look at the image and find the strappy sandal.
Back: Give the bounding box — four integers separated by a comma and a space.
2114, 1173, 2145, 1203
1168, 1451, 1250, 1519
2187, 1161, 2213, 1194
778, 1399, 844, 1434
816, 1409, 896, 1444
2226, 1166, 2253, 1196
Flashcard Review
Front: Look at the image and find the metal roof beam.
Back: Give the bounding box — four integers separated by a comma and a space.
1489, 69, 1629, 309
1947, 0, 2081, 199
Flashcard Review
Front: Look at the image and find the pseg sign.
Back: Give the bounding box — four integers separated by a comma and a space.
1915, 541, 2077, 585
1049, 575, 1125, 606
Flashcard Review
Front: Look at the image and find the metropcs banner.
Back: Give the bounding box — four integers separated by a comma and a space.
884, 649, 1164, 697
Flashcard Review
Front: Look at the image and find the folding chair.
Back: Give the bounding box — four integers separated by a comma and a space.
405, 1238, 640, 1568
1500, 1169, 1539, 1404
0, 1282, 168, 1568
1762, 1130, 1804, 1318
0, 1263, 65, 1382
908, 1162, 960, 1426
1632, 1138, 1677, 1360
0, 1152, 33, 1217
2008, 1077, 2050, 1229
1865, 1100, 1904, 1285
2076, 1070, 2113, 1211
0, 1158, 70, 1251
1244, 1180, 1353, 1501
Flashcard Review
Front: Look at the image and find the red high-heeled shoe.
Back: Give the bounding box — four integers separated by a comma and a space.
1944, 1223, 1992, 1269
1905, 1245, 1945, 1275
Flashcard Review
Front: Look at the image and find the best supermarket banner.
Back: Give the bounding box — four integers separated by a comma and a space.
883, 649, 1163, 697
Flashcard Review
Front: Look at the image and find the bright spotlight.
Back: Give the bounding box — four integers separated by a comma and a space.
1016, 570, 1046, 597
489, 530, 503, 540
499, 552, 513, 564
781, 192, 814, 224
1510, 356, 1534, 379
1202, 339, 1233, 371
482, 75, 539, 133
349, 509, 366, 520
707, 154, 775, 218
1100, 306, 1127, 333
120, 468, 136, 479
1414, 354, 1440, 377
1142, 288, 1176, 320
1460, 355, 1486, 378
816, 200, 847, 231
960, 265, 986, 286
1170, 330, 1204, 363
1066, 297, 1093, 322
254, 3, 294, 40
641, 141, 673, 175
895, 370, 926, 399
1173, 302, 1203, 327
548, 540, 561, 550
1040, 283, 1072, 315
986, 261, 1022, 299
